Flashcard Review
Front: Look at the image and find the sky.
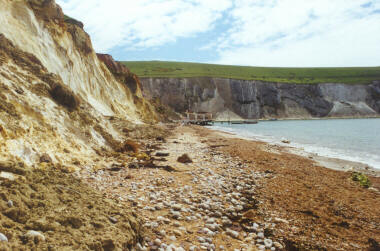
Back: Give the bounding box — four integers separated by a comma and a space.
57, 0, 380, 67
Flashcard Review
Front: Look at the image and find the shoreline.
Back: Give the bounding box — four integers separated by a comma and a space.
193, 125, 380, 250
207, 123, 380, 177
72, 123, 380, 250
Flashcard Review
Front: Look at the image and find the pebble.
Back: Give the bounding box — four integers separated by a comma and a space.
0, 233, 8, 242
154, 238, 162, 246
226, 228, 239, 239
89, 133, 286, 250
273, 242, 283, 249
109, 216, 118, 224
173, 229, 182, 236
7, 200, 13, 207
168, 235, 176, 241
264, 238, 273, 248
25, 230, 45, 242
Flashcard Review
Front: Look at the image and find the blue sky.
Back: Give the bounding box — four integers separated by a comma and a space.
57, 0, 380, 67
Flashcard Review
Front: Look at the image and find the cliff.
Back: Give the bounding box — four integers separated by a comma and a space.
0, 0, 157, 248
140, 77, 380, 119
0, 0, 160, 164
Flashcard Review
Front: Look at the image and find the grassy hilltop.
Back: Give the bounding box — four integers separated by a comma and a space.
122, 61, 380, 84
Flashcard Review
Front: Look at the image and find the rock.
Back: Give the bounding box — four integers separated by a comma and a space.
264, 239, 273, 248
168, 235, 176, 241
128, 162, 139, 169
172, 204, 182, 211
273, 242, 283, 249
258, 245, 265, 251
24, 230, 46, 242
177, 154, 193, 163
153, 238, 162, 246
156, 152, 170, 157
189, 246, 198, 251
109, 216, 118, 224
7, 200, 13, 207
39, 153, 52, 163
0, 233, 8, 242
281, 140, 290, 144
173, 229, 182, 236
274, 217, 289, 224
226, 228, 239, 239
0, 171, 16, 181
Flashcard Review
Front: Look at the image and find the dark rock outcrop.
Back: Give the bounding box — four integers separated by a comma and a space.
140, 77, 380, 119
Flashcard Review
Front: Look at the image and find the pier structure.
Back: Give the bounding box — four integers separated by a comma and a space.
184, 112, 214, 126
183, 111, 258, 126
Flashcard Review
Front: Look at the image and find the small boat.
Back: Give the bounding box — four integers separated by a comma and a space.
244, 120, 258, 124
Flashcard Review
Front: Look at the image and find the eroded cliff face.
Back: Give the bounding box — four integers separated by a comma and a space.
141, 77, 380, 119
97, 53, 158, 121
0, 0, 157, 166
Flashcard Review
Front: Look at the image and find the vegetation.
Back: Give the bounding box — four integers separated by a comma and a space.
351, 172, 371, 188
122, 61, 380, 84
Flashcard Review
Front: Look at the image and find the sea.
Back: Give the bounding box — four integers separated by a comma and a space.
210, 118, 380, 169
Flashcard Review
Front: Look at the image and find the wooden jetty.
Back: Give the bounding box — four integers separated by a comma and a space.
184, 112, 214, 126
183, 112, 258, 126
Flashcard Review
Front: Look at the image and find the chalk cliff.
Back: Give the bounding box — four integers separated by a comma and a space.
141, 77, 380, 119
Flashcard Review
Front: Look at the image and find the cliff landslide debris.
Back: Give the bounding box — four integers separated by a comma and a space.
0, 161, 143, 250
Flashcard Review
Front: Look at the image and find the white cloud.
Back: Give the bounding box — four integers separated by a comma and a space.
213, 0, 380, 66
57, 0, 380, 66
57, 0, 232, 52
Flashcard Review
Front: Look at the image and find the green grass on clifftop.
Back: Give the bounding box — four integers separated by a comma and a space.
122, 61, 380, 84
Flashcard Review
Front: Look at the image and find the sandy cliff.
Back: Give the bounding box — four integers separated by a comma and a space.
141, 77, 380, 119
0, 0, 157, 248
0, 0, 158, 166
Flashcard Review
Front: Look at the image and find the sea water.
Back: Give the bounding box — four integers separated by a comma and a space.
211, 118, 380, 169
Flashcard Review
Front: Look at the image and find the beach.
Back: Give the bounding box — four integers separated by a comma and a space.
79, 124, 380, 250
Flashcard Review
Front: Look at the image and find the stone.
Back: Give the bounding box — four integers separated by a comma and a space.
7, 200, 13, 207
226, 228, 239, 239
0, 171, 16, 181
177, 154, 193, 163
274, 217, 289, 224
156, 152, 170, 157
0, 233, 8, 242
264, 239, 273, 248
168, 235, 176, 241
25, 230, 46, 242
154, 238, 162, 246
173, 230, 182, 236
39, 153, 52, 163
109, 216, 118, 224
172, 204, 182, 211
273, 242, 283, 249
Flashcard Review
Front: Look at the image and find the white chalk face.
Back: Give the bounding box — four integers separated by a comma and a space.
0, 1, 141, 119
56, 0, 380, 67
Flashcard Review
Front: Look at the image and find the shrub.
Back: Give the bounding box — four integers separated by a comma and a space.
351, 172, 371, 188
